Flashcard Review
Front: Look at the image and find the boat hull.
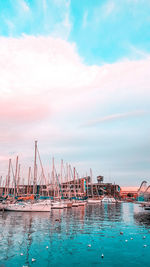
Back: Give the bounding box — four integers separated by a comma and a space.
51, 202, 64, 209
4, 203, 51, 212
87, 199, 101, 204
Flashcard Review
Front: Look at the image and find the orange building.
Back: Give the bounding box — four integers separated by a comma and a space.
120, 186, 139, 200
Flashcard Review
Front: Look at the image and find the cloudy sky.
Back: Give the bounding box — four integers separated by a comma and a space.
0, 0, 150, 186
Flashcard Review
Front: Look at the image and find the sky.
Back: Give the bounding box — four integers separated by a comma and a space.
0, 0, 150, 186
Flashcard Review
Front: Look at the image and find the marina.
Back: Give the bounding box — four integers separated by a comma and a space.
0, 1, 149, 266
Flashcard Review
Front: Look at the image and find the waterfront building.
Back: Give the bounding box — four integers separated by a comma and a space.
0, 175, 120, 198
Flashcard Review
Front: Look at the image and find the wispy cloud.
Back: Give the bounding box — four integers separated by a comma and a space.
81, 111, 147, 127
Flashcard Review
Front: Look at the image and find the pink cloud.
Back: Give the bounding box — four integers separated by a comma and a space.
0, 35, 150, 180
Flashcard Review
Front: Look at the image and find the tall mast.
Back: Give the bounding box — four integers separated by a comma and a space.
7, 159, 11, 195
90, 168, 93, 198
17, 164, 21, 195
14, 156, 18, 198
33, 140, 37, 195
73, 167, 76, 198
5, 176, 7, 196
27, 167, 31, 195
52, 157, 55, 197
69, 164, 71, 198
60, 159, 63, 185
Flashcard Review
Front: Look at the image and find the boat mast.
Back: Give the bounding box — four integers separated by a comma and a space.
17, 164, 21, 195
27, 167, 31, 195
90, 168, 93, 198
73, 167, 76, 198
33, 140, 37, 195
7, 159, 11, 195
14, 156, 18, 198
60, 159, 63, 186
52, 157, 55, 197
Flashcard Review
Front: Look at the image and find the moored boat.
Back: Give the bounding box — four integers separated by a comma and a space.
78, 201, 87, 206
51, 201, 64, 209
62, 200, 72, 208
87, 198, 101, 204
4, 201, 51, 212
101, 196, 116, 203
72, 201, 79, 207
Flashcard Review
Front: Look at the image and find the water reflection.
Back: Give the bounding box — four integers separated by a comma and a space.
0, 203, 150, 267
134, 211, 150, 227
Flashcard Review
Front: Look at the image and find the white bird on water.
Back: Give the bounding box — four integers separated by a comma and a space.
32, 258, 36, 262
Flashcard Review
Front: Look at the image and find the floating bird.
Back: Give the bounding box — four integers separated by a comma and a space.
20, 253, 23, 256
88, 244, 91, 247
32, 258, 36, 262
130, 238, 133, 240
46, 246, 49, 249
120, 232, 123, 235
125, 240, 128, 242
101, 254, 104, 258
143, 236, 146, 239
144, 245, 147, 247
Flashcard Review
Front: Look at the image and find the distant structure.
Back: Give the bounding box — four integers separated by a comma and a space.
0, 175, 120, 198
97, 176, 104, 183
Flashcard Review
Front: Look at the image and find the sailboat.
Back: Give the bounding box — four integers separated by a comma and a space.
87, 169, 102, 204
4, 200, 51, 212
4, 141, 52, 212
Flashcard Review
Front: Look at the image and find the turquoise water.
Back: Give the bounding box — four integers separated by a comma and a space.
0, 203, 150, 267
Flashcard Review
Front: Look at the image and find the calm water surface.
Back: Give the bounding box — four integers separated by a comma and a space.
0, 203, 150, 267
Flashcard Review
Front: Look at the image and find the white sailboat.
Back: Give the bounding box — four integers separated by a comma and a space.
4, 201, 51, 212
101, 196, 116, 203
87, 198, 101, 204
51, 201, 64, 209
